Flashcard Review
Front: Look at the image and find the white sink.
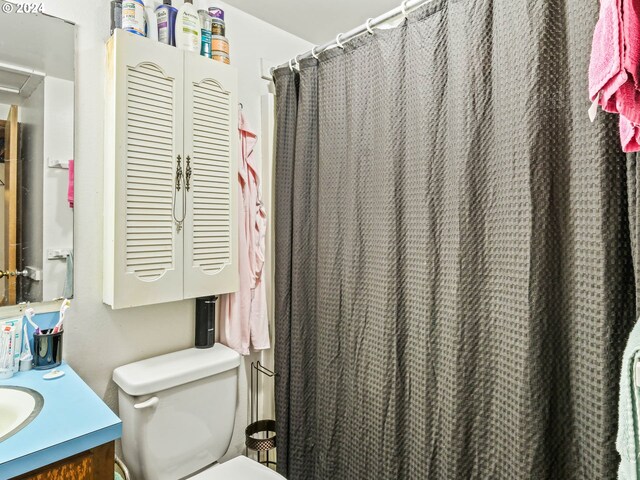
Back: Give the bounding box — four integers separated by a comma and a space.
0, 386, 43, 442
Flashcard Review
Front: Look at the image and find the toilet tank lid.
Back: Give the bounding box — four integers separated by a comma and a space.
113, 345, 241, 396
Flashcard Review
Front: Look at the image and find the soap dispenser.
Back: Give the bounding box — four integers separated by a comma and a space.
195, 296, 216, 349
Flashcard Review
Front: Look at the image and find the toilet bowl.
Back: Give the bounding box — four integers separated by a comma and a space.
113, 345, 282, 480
193, 455, 284, 479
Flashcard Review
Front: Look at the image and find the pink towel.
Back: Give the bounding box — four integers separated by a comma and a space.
620, 115, 640, 151
616, 80, 640, 124
589, 0, 640, 152
589, 0, 627, 110
623, 0, 640, 87
67, 160, 74, 208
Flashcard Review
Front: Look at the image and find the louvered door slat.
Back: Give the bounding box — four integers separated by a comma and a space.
183, 54, 238, 299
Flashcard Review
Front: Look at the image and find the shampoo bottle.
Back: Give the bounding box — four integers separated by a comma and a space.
156, 0, 177, 46
175, 0, 201, 53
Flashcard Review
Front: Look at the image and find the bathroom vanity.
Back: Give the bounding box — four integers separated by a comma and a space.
11, 442, 114, 480
0, 364, 122, 479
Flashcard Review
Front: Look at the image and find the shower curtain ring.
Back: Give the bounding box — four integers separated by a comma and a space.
336, 33, 345, 49
289, 58, 295, 72
312, 46, 320, 60
366, 18, 375, 35
295, 54, 302, 68
401, 0, 410, 18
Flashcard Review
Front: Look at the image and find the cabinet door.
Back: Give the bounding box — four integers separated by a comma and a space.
183, 55, 239, 299
104, 31, 184, 309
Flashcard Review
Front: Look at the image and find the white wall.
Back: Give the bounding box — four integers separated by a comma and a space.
33, 0, 311, 465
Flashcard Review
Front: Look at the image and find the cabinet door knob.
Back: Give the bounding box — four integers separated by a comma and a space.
185, 155, 192, 191
176, 155, 183, 191
173, 155, 186, 232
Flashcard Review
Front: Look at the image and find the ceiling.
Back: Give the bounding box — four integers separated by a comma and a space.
223, 0, 402, 44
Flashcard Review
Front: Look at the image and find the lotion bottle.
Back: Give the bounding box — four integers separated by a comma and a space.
175, 0, 201, 52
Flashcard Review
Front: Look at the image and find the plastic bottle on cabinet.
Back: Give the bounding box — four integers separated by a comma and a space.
199, 10, 212, 58
156, 0, 177, 46
145, 5, 158, 40
110, 0, 122, 36
208, 7, 230, 64
122, 0, 145, 37
175, 0, 201, 52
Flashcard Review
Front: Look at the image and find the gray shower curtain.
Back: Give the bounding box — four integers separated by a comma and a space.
274, 0, 637, 478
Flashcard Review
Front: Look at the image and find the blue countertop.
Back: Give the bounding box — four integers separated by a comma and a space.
0, 363, 122, 479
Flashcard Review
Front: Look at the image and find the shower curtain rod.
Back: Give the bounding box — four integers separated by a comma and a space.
274, 0, 436, 72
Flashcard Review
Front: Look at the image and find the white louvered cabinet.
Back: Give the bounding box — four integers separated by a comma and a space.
104, 30, 239, 309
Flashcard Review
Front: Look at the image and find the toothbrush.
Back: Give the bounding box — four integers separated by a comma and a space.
24, 307, 40, 335
52, 299, 71, 334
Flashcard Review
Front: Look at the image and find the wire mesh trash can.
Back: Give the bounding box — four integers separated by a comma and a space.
245, 361, 277, 469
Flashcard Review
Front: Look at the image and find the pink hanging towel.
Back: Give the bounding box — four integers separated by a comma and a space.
622, 0, 640, 87
589, 0, 640, 152
589, 0, 627, 111
67, 160, 74, 208
219, 109, 270, 356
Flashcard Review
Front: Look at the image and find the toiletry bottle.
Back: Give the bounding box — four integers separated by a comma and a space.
199, 10, 212, 58
208, 7, 229, 64
145, 4, 158, 41
156, 0, 177, 46
175, 0, 201, 53
210, 16, 225, 37
110, 0, 123, 36
122, 0, 146, 37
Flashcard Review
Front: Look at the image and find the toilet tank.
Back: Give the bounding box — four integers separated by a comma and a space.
113, 345, 241, 480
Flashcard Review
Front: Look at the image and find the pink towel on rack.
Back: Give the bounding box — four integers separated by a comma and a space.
67, 160, 74, 208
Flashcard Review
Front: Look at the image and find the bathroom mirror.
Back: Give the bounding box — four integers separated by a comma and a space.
0, 8, 75, 306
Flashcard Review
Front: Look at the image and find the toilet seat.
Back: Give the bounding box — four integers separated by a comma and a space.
192, 456, 285, 480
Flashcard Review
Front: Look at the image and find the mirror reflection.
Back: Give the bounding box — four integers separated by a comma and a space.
0, 12, 74, 305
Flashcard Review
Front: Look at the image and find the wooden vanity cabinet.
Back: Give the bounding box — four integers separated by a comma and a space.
11, 441, 114, 480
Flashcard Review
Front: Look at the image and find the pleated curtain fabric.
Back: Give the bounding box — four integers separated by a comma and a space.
274, 1, 637, 479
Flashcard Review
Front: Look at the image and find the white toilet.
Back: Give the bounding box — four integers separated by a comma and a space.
113, 344, 284, 480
